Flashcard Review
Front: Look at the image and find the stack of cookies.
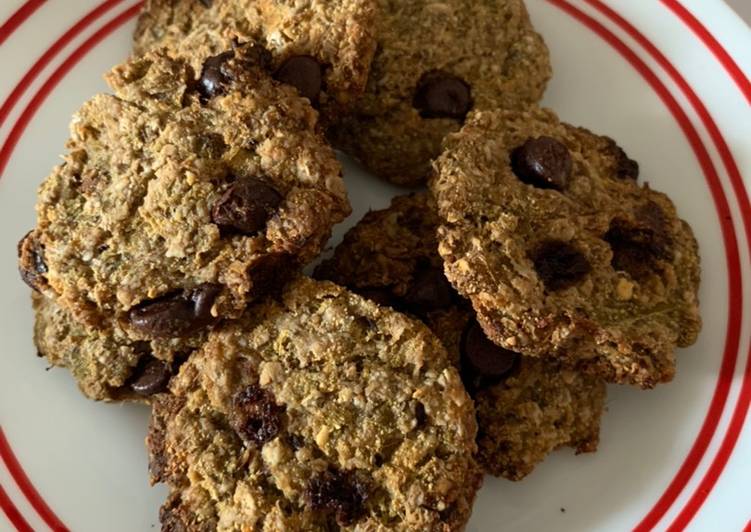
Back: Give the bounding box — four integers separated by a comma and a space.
17, 0, 701, 530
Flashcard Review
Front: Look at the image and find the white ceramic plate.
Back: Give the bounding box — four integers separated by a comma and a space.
1, 1, 750, 531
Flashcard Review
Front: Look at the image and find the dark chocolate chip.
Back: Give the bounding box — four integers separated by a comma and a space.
605, 201, 673, 278
305, 470, 369, 526
17, 231, 47, 292
403, 268, 455, 314
230, 384, 284, 446
460, 320, 518, 391
129, 357, 171, 396
531, 240, 591, 291
198, 51, 234, 101
413, 70, 472, 120
211, 177, 283, 235
274, 55, 323, 103
511, 136, 572, 190
129, 284, 220, 338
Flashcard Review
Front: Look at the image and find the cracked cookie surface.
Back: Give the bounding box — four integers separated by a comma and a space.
148, 277, 481, 531
134, 0, 378, 122
329, 0, 551, 185
315, 194, 605, 479
431, 107, 701, 388
21, 48, 349, 342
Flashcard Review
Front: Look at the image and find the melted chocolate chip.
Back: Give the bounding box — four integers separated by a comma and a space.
403, 268, 455, 315
129, 284, 221, 338
230, 384, 284, 446
17, 231, 47, 292
460, 320, 518, 391
511, 136, 572, 190
198, 51, 234, 101
531, 240, 591, 291
274, 55, 323, 103
413, 70, 472, 120
305, 469, 369, 526
211, 177, 283, 235
129, 357, 171, 396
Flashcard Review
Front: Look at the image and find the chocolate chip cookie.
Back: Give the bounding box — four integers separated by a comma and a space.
32, 293, 196, 402
315, 194, 605, 480
329, 0, 551, 185
431, 107, 701, 388
133, 0, 378, 122
148, 277, 481, 530
20, 47, 349, 341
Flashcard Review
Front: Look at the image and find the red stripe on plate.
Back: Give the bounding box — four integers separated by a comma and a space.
0, 428, 68, 531
0, 3, 142, 178
547, 1, 746, 530
0, 482, 33, 532
743, 518, 751, 532
0, 0, 46, 46
0, 0, 125, 131
662, 0, 751, 104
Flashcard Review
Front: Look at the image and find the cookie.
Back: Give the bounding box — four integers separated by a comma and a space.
133, 0, 378, 122
148, 277, 481, 530
20, 47, 349, 342
329, 0, 551, 185
32, 293, 200, 402
431, 107, 701, 388
315, 193, 605, 480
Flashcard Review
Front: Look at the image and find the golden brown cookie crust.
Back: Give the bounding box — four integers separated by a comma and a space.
133, 0, 378, 122
330, 0, 551, 185
148, 277, 481, 530
431, 107, 701, 388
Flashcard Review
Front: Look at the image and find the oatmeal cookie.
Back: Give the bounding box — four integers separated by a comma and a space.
431, 107, 701, 388
329, 0, 551, 185
148, 277, 481, 530
315, 194, 605, 480
133, 0, 378, 122
20, 47, 349, 341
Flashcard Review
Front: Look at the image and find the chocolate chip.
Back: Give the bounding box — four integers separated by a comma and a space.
17, 231, 47, 292
129, 284, 221, 338
129, 357, 171, 396
403, 268, 454, 314
460, 320, 518, 391
274, 55, 323, 103
198, 51, 234, 101
413, 70, 472, 120
211, 177, 283, 235
230, 384, 284, 446
531, 240, 591, 291
305, 470, 369, 526
605, 201, 673, 278
511, 136, 572, 190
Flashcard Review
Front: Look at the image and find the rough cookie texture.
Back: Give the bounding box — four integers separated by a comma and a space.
23, 48, 349, 340
32, 293, 200, 402
148, 277, 481, 530
134, 0, 378, 122
315, 194, 605, 479
431, 107, 701, 388
329, 0, 551, 185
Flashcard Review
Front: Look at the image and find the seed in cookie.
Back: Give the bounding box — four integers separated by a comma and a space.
230, 384, 284, 446
211, 177, 283, 235
305, 469, 369, 526
461, 320, 518, 391
531, 240, 591, 291
403, 267, 455, 314
198, 50, 235, 100
17, 231, 47, 292
511, 136, 572, 190
413, 70, 472, 120
129, 357, 172, 396
274, 55, 323, 104
129, 285, 220, 338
